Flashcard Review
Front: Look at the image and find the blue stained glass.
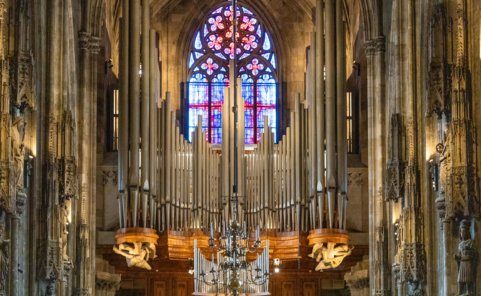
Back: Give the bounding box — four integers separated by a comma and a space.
256, 26, 262, 37
189, 53, 195, 68
263, 34, 271, 50
211, 83, 226, 104
195, 32, 202, 50
187, 2, 278, 144
215, 52, 227, 60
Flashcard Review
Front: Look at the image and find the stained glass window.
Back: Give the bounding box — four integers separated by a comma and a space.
187, 1, 278, 144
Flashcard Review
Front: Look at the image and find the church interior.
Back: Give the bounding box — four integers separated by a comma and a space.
0, 0, 480, 295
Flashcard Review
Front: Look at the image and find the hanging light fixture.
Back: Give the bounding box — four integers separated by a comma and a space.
192, 0, 272, 294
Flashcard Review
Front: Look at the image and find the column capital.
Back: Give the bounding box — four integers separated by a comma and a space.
90, 36, 101, 55
79, 31, 91, 51
365, 36, 385, 56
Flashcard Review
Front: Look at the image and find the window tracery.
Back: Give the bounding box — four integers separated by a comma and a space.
187, 2, 278, 144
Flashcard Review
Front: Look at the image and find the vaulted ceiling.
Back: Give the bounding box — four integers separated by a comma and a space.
150, 0, 315, 19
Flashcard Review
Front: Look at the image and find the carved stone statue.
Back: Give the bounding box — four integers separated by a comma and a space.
455, 219, 477, 296
11, 116, 25, 192
0, 220, 9, 296
113, 242, 157, 270
309, 242, 353, 271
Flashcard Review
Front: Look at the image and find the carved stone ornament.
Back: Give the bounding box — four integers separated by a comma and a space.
365, 36, 385, 56
309, 242, 353, 271
0, 161, 15, 214
14, 51, 34, 110
0, 219, 9, 296
113, 242, 157, 270
400, 243, 426, 285
347, 169, 366, 187
102, 170, 118, 187
59, 156, 78, 204
37, 240, 61, 283
96, 271, 121, 294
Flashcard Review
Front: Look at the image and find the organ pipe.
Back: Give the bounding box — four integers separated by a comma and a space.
325, 0, 337, 229
128, 0, 141, 227
315, 0, 325, 230
336, 0, 347, 230
115, 0, 350, 273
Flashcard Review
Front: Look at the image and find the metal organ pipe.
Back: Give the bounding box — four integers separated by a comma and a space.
315, 0, 325, 230
141, 0, 151, 228
128, 0, 141, 227
336, 0, 347, 230
118, 14, 129, 229
325, 0, 337, 229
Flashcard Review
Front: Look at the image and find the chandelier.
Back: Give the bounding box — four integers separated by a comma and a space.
193, 217, 270, 295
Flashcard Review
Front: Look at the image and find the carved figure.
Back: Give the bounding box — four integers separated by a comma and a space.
113, 242, 156, 270
309, 242, 353, 271
455, 219, 477, 296
11, 116, 25, 192
0, 220, 9, 295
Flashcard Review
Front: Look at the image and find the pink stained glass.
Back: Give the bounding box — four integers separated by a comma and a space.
187, 1, 278, 145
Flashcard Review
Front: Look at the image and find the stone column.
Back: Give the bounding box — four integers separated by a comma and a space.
365, 36, 389, 296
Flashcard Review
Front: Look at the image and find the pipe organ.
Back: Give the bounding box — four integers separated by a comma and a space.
115, 0, 351, 275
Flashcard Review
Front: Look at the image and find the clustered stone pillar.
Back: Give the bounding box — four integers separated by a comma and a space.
365, 35, 388, 296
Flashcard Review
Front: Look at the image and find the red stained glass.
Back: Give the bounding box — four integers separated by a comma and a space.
187, 1, 278, 145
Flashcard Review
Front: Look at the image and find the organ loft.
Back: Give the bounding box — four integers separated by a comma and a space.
0, 0, 480, 295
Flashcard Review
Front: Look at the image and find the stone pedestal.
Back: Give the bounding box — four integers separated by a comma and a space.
345, 256, 369, 296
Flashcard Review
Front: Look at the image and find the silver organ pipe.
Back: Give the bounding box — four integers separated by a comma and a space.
116, 0, 350, 274
117, 0, 159, 229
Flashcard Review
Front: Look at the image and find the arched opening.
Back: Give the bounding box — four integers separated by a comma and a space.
185, 1, 279, 145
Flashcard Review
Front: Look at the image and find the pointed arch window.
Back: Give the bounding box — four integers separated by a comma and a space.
186, 2, 278, 145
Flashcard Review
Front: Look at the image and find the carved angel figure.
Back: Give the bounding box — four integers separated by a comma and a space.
455, 219, 477, 296
309, 242, 353, 271
113, 242, 157, 270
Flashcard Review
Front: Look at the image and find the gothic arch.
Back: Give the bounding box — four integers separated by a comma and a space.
175, 0, 287, 83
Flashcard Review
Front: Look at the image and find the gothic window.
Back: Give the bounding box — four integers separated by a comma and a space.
346, 91, 359, 154
186, 2, 278, 145
108, 89, 120, 151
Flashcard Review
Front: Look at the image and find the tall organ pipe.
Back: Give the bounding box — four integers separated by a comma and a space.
315, 0, 325, 229
149, 29, 158, 229
325, 0, 336, 229
118, 15, 129, 229
141, 0, 151, 227
128, 0, 141, 227
336, 0, 347, 230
